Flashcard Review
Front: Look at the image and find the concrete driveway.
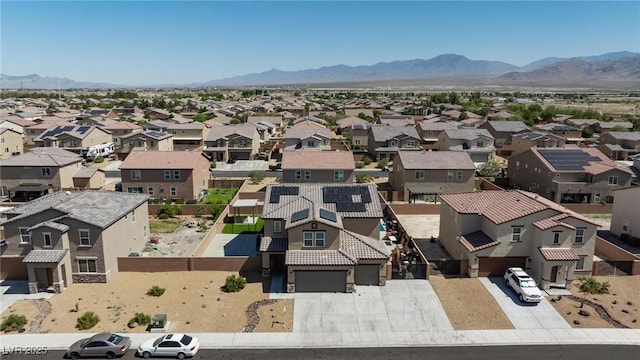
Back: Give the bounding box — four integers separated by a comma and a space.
479, 277, 570, 329
0, 280, 54, 314
293, 280, 453, 338
200, 234, 259, 257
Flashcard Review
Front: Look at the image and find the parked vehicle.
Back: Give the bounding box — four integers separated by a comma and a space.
269, 162, 282, 171
66, 332, 131, 359
81, 142, 115, 159
137, 334, 199, 359
504, 267, 543, 303
114, 182, 122, 192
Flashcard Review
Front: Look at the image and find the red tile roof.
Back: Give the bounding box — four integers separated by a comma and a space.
285, 249, 356, 266
281, 150, 354, 170
119, 150, 207, 169
533, 214, 576, 231
539, 247, 580, 261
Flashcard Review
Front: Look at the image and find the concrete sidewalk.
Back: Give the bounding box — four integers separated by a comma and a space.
1, 329, 638, 350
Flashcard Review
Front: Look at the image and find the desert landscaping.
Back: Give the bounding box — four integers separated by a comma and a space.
0, 271, 293, 334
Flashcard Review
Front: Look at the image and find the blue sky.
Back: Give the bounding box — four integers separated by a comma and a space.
2, 1, 639, 86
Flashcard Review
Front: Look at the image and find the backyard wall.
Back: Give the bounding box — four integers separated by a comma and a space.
563, 204, 613, 214
389, 203, 440, 215
117, 256, 261, 273
592, 237, 640, 276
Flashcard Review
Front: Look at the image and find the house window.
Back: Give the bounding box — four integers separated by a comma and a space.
148, 187, 154, 196
608, 176, 618, 185
295, 170, 302, 180
511, 226, 522, 242
143, 225, 147, 237
476, 141, 485, 147
456, 170, 463, 180
447, 170, 454, 180
594, 193, 601, 203
130, 210, 136, 223
553, 232, 560, 245
354, 139, 361, 145
164, 170, 171, 180
131, 170, 141, 180
79, 229, 91, 246
389, 140, 397, 147
304, 171, 311, 180
406, 140, 416, 147
303, 231, 325, 247
43, 233, 52, 247
19, 227, 30, 244
78, 259, 97, 273
334, 170, 344, 181
239, 140, 246, 147
415, 171, 425, 180
274, 220, 282, 233
128, 187, 143, 194
576, 256, 586, 270
307, 140, 316, 147
170, 187, 177, 197
622, 219, 629, 232
173, 170, 180, 180
575, 228, 585, 244
41, 167, 51, 177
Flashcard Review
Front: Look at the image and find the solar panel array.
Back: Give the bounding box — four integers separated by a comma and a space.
323, 186, 372, 212
319, 208, 337, 222
291, 208, 310, 223
269, 186, 299, 203
538, 149, 601, 171
77, 126, 91, 134
146, 131, 167, 138
42, 125, 76, 138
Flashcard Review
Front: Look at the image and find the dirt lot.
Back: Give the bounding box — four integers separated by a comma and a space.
548, 276, 640, 329
143, 216, 212, 257
1, 272, 293, 334
429, 275, 513, 330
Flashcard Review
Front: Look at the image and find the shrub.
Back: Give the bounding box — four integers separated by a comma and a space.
249, 171, 266, 185
158, 213, 169, 220
210, 161, 217, 169
578, 277, 610, 294
93, 156, 105, 164
355, 174, 371, 183
363, 156, 373, 165
1, 314, 27, 332
223, 274, 247, 292
128, 312, 151, 328
355, 161, 364, 169
76, 311, 100, 330
174, 199, 185, 205
159, 204, 183, 217
376, 158, 389, 169
146, 285, 166, 297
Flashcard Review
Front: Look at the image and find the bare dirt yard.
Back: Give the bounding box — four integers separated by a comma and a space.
144, 216, 212, 257
1, 271, 293, 334
429, 275, 513, 330
548, 276, 640, 329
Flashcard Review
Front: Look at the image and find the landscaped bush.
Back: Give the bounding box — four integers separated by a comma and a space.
223, 274, 247, 292
128, 312, 151, 328
356, 174, 371, 183
93, 156, 105, 164
579, 276, 610, 294
376, 158, 389, 169
159, 204, 183, 217
76, 311, 100, 330
158, 213, 170, 220
249, 171, 266, 184
146, 285, 166, 297
355, 161, 364, 169
174, 199, 185, 205
363, 156, 373, 165
1, 314, 27, 332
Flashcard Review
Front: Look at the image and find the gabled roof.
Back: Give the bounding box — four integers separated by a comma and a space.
370, 124, 420, 142
417, 121, 461, 132
282, 151, 354, 170
36, 125, 110, 141
396, 150, 475, 170
442, 128, 494, 141
284, 127, 331, 141
603, 132, 640, 141
0, 147, 82, 167
539, 247, 580, 261
513, 131, 565, 142
485, 120, 530, 133
3, 190, 149, 229
205, 124, 258, 141
530, 148, 632, 175
120, 151, 207, 170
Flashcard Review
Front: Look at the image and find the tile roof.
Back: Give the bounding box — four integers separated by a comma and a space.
536, 123, 579, 132
486, 120, 530, 133
3, 190, 148, 229
259, 237, 288, 252
263, 183, 383, 219
285, 249, 356, 266
120, 150, 206, 170
533, 213, 576, 230
339, 230, 389, 260
167, 122, 206, 130
439, 190, 600, 226
104, 122, 142, 130
73, 167, 98, 178
417, 121, 461, 132
459, 231, 500, 253
281, 151, 354, 170
205, 124, 257, 141
28, 220, 70, 232
443, 128, 494, 140
531, 148, 632, 175
397, 150, 475, 170
370, 125, 420, 142
23, 249, 68, 263
0, 147, 82, 167
604, 132, 640, 141
336, 116, 368, 128
539, 247, 580, 261
284, 127, 331, 141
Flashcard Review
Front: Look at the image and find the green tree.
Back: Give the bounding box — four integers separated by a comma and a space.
477, 160, 501, 177
448, 91, 459, 105
581, 127, 594, 138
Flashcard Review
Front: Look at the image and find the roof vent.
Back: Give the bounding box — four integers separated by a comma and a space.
65, 191, 71, 195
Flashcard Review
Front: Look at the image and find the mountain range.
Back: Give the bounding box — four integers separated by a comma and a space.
1, 51, 638, 89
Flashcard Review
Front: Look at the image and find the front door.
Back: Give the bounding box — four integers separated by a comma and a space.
550, 266, 558, 283
46, 268, 53, 288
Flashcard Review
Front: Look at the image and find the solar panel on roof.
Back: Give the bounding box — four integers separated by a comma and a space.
291, 208, 310, 223
323, 186, 371, 213
538, 149, 600, 171
319, 208, 337, 222
77, 126, 91, 134
269, 186, 300, 203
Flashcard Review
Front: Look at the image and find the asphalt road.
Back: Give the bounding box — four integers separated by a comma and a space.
2, 345, 637, 360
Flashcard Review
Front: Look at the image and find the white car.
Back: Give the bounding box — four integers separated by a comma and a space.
504, 267, 543, 303
137, 334, 199, 359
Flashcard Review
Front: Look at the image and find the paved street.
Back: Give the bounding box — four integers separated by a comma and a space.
479, 277, 571, 329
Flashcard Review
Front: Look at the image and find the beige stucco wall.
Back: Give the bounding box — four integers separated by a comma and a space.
282, 169, 354, 183
341, 218, 379, 239
287, 222, 341, 250
391, 161, 475, 199
610, 187, 640, 237
0, 130, 23, 159
0, 161, 82, 192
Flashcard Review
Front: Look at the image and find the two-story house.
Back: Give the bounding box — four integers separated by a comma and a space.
378, 115, 415, 127
34, 125, 113, 155
144, 108, 172, 121
598, 132, 640, 160
508, 148, 633, 204
350, 123, 370, 151
367, 124, 421, 161
0, 128, 23, 159
142, 120, 171, 132
204, 124, 260, 162
415, 121, 461, 150
0, 190, 149, 293
167, 122, 210, 150
119, 151, 210, 200
511, 131, 566, 156
283, 126, 332, 151
23, 121, 75, 147
260, 183, 389, 293
336, 116, 368, 136
0, 148, 84, 201
609, 186, 640, 239
103, 121, 143, 148
118, 130, 174, 155
437, 128, 495, 165
389, 151, 476, 202
479, 121, 530, 156
535, 123, 584, 146
281, 150, 355, 183
439, 190, 600, 289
